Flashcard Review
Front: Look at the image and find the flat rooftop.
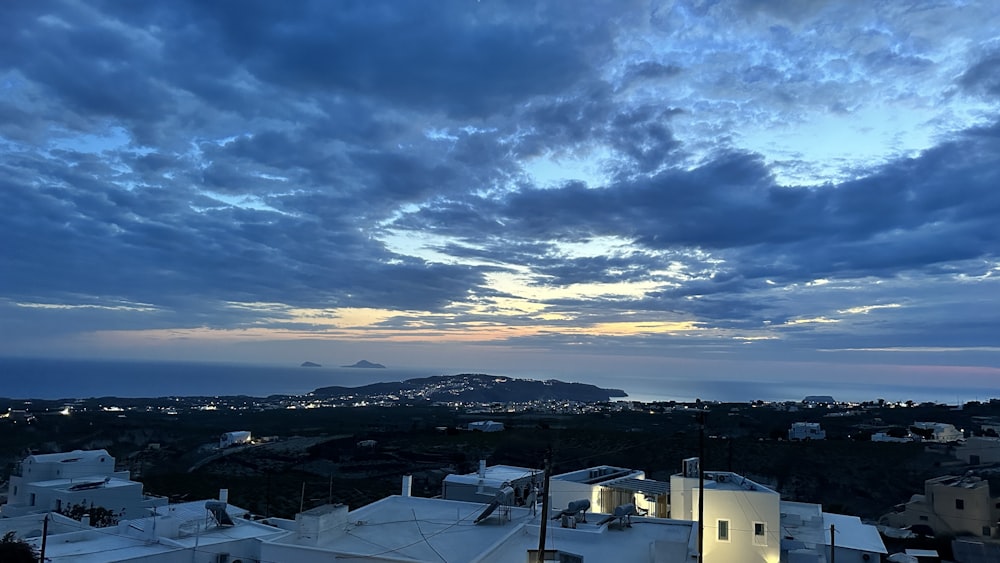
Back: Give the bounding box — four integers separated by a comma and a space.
930, 474, 988, 489
477, 517, 695, 563
781, 501, 886, 554
553, 466, 641, 485
265, 495, 695, 563
702, 471, 779, 495
28, 476, 139, 491
25, 501, 284, 562
445, 464, 541, 487
0, 512, 85, 538
266, 495, 538, 562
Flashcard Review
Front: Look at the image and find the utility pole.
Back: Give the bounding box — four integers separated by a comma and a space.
830, 523, 836, 563
727, 437, 734, 472
40, 513, 49, 562
698, 409, 706, 563
264, 472, 271, 517
300, 481, 306, 514
536, 450, 552, 563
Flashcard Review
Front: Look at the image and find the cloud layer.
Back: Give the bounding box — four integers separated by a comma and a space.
2, 0, 999, 385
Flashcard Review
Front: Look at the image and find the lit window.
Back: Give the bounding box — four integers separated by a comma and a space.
717, 519, 730, 542
754, 522, 767, 546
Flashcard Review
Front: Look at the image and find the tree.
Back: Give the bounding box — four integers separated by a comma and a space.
0, 531, 38, 563
57, 502, 121, 527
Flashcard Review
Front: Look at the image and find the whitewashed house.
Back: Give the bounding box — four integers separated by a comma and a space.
911, 422, 963, 443
0, 449, 166, 520
219, 430, 252, 448
671, 458, 886, 563
789, 422, 827, 441
957, 436, 1000, 465
442, 460, 540, 503
550, 465, 668, 517
468, 420, 504, 432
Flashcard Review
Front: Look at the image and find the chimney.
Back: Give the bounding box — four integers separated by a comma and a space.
479, 459, 487, 478
683, 457, 700, 478
296, 504, 348, 546
219, 489, 229, 503
402, 475, 412, 497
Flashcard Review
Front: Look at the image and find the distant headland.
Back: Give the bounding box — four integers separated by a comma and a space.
342, 360, 386, 369
312, 373, 627, 403
300, 361, 322, 368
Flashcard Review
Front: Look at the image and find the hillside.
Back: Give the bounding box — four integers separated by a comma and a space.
311, 373, 627, 403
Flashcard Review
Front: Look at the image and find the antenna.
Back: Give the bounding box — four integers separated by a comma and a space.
536, 450, 552, 563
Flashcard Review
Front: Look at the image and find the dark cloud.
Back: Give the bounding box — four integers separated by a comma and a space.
397, 121, 1000, 293
1, 0, 999, 370
620, 61, 684, 87
960, 52, 1000, 98
168, 0, 610, 118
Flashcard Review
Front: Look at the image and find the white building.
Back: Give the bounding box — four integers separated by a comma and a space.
789, 422, 826, 441
468, 420, 505, 432
911, 422, 963, 443
0, 512, 90, 541
1, 449, 166, 520
670, 458, 886, 563
442, 460, 540, 503
957, 436, 1000, 465
871, 432, 913, 443
19, 498, 284, 562
881, 474, 1000, 540
219, 430, 252, 449
550, 465, 668, 518
782, 501, 887, 563
671, 459, 781, 563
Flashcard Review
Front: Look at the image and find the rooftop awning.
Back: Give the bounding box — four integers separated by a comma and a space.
605, 478, 669, 496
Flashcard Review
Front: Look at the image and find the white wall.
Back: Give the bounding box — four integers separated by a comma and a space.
696, 486, 780, 563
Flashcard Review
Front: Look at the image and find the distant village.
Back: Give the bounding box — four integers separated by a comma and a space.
3, 389, 1000, 562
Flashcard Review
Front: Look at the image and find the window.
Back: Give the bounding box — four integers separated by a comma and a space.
956, 498, 965, 510
754, 522, 767, 546
983, 526, 992, 537
717, 519, 730, 542
919, 515, 928, 521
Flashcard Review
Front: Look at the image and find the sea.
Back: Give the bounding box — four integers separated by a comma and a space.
0, 357, 995, 405
0, 357, 437, 400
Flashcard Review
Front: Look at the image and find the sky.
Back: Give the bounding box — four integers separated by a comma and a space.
2, 0, 1000, 395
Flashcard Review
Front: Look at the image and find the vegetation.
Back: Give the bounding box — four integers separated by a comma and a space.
56, 503, 121, 528
0, 531, 37, 563
2, 397, 996, 523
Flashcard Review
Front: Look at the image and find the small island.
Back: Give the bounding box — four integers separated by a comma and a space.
342, 360, 386, 369
300, 361, 322, 368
